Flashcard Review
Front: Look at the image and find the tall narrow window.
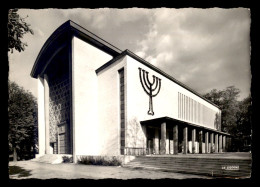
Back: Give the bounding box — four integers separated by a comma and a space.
184, 95, 186, 120
182, 94, 184, 119
191, 99, 193, 122
119, 68, 125, 155
188, 97, 191, 121
189, 97, 191, 121
178, 92, 180, 118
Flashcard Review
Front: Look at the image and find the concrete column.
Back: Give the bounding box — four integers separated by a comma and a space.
215, 134, 219, 153
219, 134, 223, 153
192, 129, 196, 154
227, 137, 231, 151
173, 125, 178, 154
37, 76, 46, 156
166, 131, 169, 154
154, 128, 159, 154
228, 137, 231, 151
183, 127, 188, 154
44, 74, 50, 154
223, 135, 226, 152
143, 126, 147, 153
160, 122, 166, 154
205, 132, 209, 154
199, 130, 203, 153
226, 137, 229, 151
210, 133, 214, 153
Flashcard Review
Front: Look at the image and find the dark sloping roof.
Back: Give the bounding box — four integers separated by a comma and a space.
30, 20, 122, 78
96, 49, 220, 109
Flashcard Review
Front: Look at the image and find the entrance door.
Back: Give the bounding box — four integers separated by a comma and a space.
147, 127, 155, 154
58, 122, 70, 154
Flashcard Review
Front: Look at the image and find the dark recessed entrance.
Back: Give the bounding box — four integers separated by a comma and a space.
45, 47, 72, 154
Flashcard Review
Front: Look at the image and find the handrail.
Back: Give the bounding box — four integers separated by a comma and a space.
124, 147, 148, 156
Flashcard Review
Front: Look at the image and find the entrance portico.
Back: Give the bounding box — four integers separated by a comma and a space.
141, 117, 230, 155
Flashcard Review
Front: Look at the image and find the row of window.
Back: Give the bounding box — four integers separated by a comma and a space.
119, 68, 125, 155
178, 92, 216, 127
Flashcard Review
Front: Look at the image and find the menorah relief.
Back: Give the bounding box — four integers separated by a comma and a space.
139, 67, 161, 115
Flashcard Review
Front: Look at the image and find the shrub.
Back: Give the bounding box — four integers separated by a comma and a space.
62, 156, 73, 163
78, 156, 122, 166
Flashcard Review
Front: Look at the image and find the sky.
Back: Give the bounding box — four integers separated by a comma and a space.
8, 8, 251, 101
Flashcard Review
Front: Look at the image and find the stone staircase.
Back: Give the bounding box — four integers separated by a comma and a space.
123, 153, 252, 178
30, 154, 72, 164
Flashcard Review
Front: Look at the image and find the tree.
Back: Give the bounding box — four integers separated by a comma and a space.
204, 86, 252, 151
221, 86, 240, 133
204, 89, 223, 107
235, 95, 252, 151
204, 86, 240, 133
8, 81, 38, 161
8, 9, 34, 53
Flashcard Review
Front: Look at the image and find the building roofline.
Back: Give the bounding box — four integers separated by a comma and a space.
96, 49, 220, 109
69, 20, 122, 54
30, 20, 122, 78
32, 21, 220, 109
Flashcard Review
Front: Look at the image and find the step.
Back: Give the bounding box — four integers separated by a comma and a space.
124, 165, 251, 178
124, 162, 251, 176
125, 162, 251, 171
125, 162, 251, 172
131, 159, 251, 164
123, 155, 251, 178
133, 157, 251, 161
125, 162, 251, 169
127, 160, 251, 167
125, 162, 251, 170
31, 154, 72, 164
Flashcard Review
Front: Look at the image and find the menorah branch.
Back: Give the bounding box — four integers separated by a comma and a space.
139, 67, 162, 115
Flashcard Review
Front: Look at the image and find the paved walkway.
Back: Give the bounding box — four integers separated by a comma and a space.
9, 161, 212, 179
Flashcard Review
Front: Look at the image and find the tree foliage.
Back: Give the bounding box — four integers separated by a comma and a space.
203, 86, 252, 151
8, 9, 34, 53
234, 96, 252, 151
8, 81, 38, 161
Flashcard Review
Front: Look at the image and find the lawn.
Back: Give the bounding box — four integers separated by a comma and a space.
9, 165, 32, 178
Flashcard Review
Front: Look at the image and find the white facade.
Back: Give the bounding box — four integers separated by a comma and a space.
32, 21, 228, 163
72, 36, 113, 156
125, 55, 221, 129
37, 76, 46, 156
96, 53, 221, 151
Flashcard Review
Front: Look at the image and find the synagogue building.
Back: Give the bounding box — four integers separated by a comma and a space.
31, 20, 231, 163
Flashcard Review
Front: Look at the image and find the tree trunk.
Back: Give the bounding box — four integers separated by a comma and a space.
13, 146, 17, 162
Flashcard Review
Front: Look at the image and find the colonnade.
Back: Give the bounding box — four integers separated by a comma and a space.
152, 122, 229, 155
